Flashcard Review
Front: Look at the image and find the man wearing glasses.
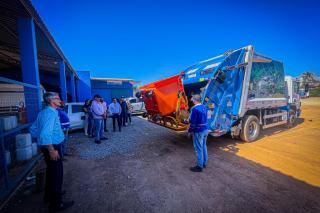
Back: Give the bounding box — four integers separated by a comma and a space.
30, 92, 74, 212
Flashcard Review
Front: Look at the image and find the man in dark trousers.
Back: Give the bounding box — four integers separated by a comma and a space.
56, 101, 71, 159
30, 92, 74, 212
119, 96, 128, 127
188, 94, 209, 172
109, 98, 122, 132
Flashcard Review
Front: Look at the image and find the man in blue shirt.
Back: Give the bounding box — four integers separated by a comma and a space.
30, 92, 74, 211
109, 98, 122, 132
56, 101, 71, 158
188, 94, 209, 172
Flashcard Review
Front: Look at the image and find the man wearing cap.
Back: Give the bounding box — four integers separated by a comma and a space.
188, 94, 209, 172
91, 94, 108, 144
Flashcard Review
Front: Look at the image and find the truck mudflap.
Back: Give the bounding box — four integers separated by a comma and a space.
202, 47, 249, 134
140, 75, 190, 131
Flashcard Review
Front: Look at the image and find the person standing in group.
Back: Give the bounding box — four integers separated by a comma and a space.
101, 97, 108, 132
82, 99, 91, 136
109, 98, 122, 132
91, 94, 108, 144
56, 101, 71, 159
119, 96, 128, 127
126, 100, 133, 124
188, 94, 209, 173
29, 92, 74, 212
87, 100, 94, 137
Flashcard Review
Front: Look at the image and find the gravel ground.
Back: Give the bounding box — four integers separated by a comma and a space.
70, 118, 168, 160
2, 113, 320, 213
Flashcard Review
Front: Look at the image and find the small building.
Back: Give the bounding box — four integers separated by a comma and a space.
91, 78, 138, 103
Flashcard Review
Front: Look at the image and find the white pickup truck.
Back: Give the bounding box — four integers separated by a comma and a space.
125, 97, 147, 116
64, 102, 85, 130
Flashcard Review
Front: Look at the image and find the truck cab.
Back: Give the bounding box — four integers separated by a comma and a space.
285, 76, 301, 124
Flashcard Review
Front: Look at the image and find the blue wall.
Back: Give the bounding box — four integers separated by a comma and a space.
91, 80, 133, 104
77, 71, 92, 102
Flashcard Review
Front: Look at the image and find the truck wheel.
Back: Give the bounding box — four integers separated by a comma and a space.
288, 110, 296, 128
240, 115, 261, 142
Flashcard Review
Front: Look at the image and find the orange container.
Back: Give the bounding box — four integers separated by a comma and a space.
140, 75, 188, 116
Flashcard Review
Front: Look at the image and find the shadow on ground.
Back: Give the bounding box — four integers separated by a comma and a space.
3, 117, 320, 213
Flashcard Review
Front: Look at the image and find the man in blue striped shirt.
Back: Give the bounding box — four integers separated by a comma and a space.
188, 94, 209, 172
30, 92, 74, 211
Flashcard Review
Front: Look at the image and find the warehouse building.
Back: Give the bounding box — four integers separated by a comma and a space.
0, 0, 85, 202
91, 77, 138, 103
76, 71, 139, 103
0, 0, 141, 202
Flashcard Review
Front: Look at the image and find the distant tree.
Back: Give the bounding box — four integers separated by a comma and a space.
300, 71, 317, 83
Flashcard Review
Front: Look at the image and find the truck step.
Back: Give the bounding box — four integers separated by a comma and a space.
262, 120, 287, 129
263, 111, 287, 119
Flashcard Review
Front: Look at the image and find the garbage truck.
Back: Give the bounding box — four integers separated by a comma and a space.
140, 45, 301, 142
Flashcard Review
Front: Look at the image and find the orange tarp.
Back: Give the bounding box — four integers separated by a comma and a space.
140, 75, 188, 116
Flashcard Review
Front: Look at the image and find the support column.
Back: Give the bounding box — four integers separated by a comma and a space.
17, 18, 41, 122
59, 61, 67, 102
70, 72, 76, 102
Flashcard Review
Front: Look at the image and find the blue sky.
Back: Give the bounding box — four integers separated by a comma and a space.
31, 0, 320, 84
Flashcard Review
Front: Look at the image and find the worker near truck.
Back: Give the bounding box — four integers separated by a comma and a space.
29, 92, 74, 212
188, 94, 209, 172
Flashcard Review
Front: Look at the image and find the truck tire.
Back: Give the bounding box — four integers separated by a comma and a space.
142, 113, 148, 118
240, 115, 261, 142
288, 110, 296, 128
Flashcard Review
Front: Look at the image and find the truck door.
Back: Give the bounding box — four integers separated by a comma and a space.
202, 47, 251, 134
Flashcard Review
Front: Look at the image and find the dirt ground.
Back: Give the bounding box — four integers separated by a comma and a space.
2, 98, 320, 213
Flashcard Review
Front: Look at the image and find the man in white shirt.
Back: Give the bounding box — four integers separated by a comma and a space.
91, 94, 108, 143
108, 98, 122, 132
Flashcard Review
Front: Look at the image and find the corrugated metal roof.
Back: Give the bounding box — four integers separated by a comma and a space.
0, 0, 79, 79
18, 0, 79, 79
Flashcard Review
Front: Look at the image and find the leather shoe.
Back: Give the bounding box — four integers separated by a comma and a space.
190, 166, 203, 172
94, 140, 101, 144
49, 201, 74, 212
100, 137, 108, 140
43, 191, 66, 203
